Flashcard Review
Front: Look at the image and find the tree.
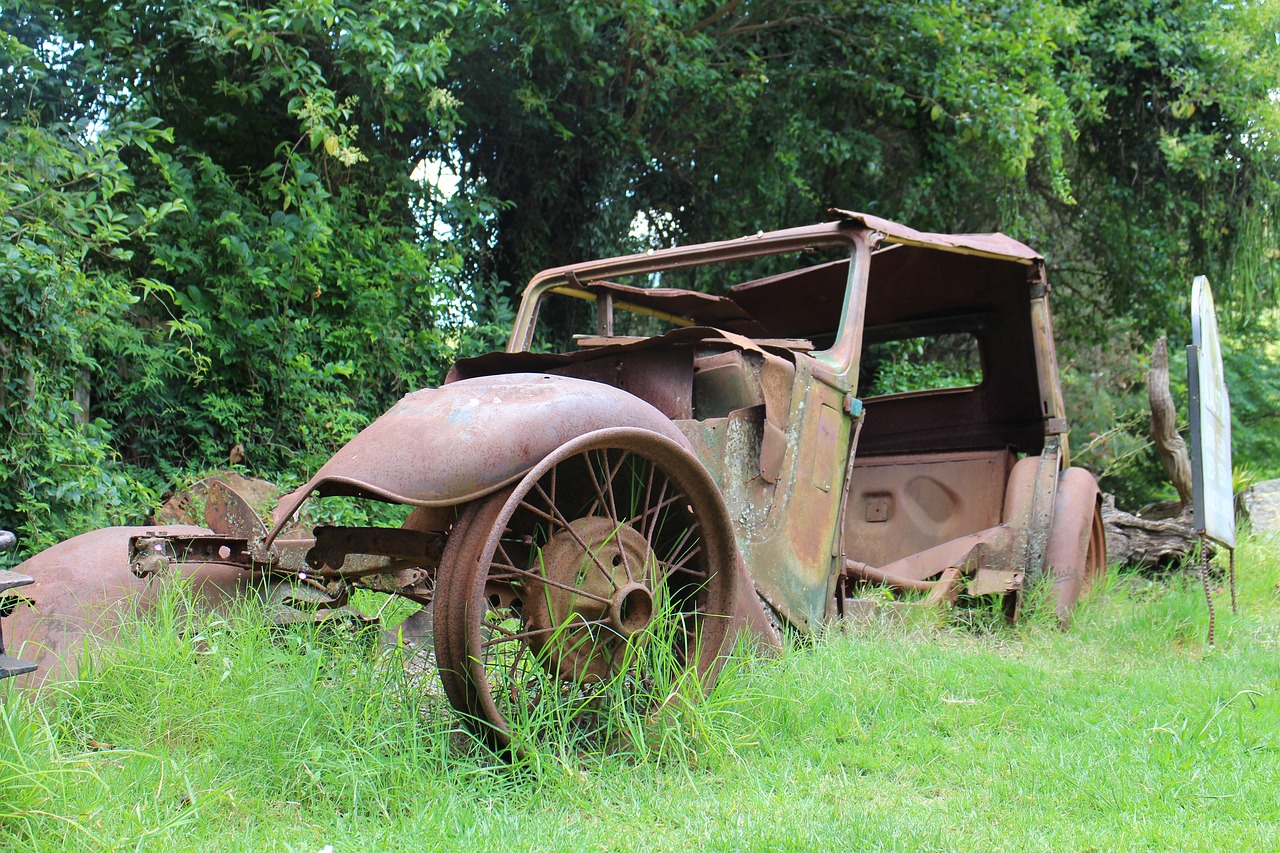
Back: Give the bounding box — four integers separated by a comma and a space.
1, 0, 508, 548
3, 0, 1278, 549
435, 1, 1278, 327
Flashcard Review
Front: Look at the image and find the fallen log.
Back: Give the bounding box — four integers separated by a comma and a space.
1101, 494, 1205, 570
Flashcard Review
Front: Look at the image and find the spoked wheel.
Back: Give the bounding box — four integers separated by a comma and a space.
434, 428, 740, 750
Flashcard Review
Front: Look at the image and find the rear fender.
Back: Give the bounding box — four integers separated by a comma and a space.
268, 374, 691, 543
4, 525, 251, 685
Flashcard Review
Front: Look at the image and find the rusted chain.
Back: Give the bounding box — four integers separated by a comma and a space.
1199, 534, 1215, 646
1228, 547, 1238, 615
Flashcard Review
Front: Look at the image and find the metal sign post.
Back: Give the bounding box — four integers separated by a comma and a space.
1186, 276, 1236, 644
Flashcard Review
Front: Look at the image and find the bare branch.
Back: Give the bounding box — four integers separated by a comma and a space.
1148, 336, 1193, 507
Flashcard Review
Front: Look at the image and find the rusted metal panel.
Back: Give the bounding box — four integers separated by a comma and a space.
548, 347, 695, 420
1015, 440, 1063, 578
204, 479, 268, 539
829, 208, 1043, 262
729, 358, 853, 630
1041, 466, 1105, 622
266, 373, 692, 544
811, 404, 841, 493
1029, 264, 1070, 459
843, 450, 1013, 569
2, 525, 253, 685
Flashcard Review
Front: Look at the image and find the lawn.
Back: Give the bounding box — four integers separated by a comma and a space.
3, 533, 1277, 852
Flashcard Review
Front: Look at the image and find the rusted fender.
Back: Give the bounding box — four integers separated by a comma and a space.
1043, 467, 1106, 623
2, 526, 253, 686
268, 374, 691, 542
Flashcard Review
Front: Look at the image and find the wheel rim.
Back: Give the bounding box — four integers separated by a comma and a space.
436, 428, 739, 748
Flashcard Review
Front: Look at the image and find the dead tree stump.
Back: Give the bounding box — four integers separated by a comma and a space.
1147, 337, 1194, 506
1101, 336, 1202, 570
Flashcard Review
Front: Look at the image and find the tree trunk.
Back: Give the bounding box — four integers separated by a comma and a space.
1148, 335, 1193, 507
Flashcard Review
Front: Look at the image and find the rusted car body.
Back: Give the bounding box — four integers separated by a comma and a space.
3, 211, 1104, 747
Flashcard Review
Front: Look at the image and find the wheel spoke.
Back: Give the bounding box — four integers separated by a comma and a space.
578, 451, 634, 584
488, 563, 613, 605
531, 481, 619, 590
656, 544, 707, 584
480, 616, 610, 650
638, 483, 681, 542
515, 497, 565, 532
640, 457, 657, 528
602, 449, 629, 523
604, 451, 638, 583
547, 463, 557, 520
583, 449, 615, 520
490, 540, 613, 604
648, 521, 702, 583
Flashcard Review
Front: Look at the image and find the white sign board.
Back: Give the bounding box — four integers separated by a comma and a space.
1187, 276, 1235, 549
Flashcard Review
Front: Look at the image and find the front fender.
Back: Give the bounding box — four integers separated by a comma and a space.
269, 374, 690, 539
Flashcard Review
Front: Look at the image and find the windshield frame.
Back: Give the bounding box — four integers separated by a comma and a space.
507, 221, 871, 383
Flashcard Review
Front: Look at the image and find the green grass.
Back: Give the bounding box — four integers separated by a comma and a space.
3, 532, 1278, 852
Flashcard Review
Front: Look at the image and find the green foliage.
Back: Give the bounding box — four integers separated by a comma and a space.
0, 1, 511, 551
1059, 323, 1175, 506
1063, 313, 1280, 507
1044, 0, 1280, 339
97, 148, 480, 479
440, 1, 1104, 287
0, 115, 180, 551
860, 334, 983, 397
1222, 312, 1280, 481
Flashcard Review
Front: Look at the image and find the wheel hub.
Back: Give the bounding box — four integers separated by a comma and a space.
610, 582, 654, 638
525, 516, 653, 680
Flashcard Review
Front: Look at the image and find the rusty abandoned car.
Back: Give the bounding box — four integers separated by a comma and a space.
0, 211, 1106, 747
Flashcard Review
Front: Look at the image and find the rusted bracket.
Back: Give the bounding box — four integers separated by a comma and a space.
967, 567, 1024, 597
130, 534, 256, 579
1044, 417, 1069, 436
844, 559, 941, 592
923, 564, 963, 607
0, 567, 37, 678
305, 526, 440, 599
307, 526, 439, 570
129, 525, 440, 590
